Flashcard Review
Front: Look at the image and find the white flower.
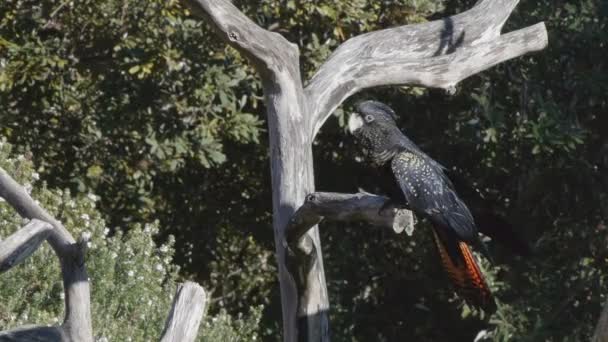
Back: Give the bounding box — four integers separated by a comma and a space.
97, 337, 109, 342
87, 193, 98, 202
32, 172, 40, 180
111, 252, 118, 259
81, 213, 90, 221
127, 270, 134, 277
81, 231, 92, 241
155, 263, 164, 272
159, 245, 169, 253
103, 227, 110, 236
23, 182, 33, 194
143, 224, 152, 233
17, 155, 25, 161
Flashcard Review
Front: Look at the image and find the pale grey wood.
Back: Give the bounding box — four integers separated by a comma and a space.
306, 0, 548, 137
0, 219, 53, 273
593, 299, 608, 342
182, 0, 548, 341
160, 281, 207, 342
284, 192, 414, 328
0, 325, 65, 342
184, 1, 329, 341
0, 167, 93, 342
286, 192, 414, 240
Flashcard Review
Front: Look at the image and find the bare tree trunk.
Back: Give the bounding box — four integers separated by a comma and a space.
593, 299, 608, 342
183, 0, 547, 341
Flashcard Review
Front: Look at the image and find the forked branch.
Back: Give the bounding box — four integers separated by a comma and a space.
306, 0, 548, 136
0, 167, 93, 341
0, 167, 208, 341
183, 0, 300, 78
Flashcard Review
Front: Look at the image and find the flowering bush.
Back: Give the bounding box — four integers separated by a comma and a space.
0, 139, 261, 341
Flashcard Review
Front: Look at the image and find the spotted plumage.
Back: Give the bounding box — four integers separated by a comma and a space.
348, 100, 495, 312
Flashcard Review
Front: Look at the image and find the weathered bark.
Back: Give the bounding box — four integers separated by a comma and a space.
160, 282, 207, 342
183, 1, 328, 341
0, 167, 93, 342
183, 0, 547, 341
285, 192, 414, 327
306, 1, 548, 136
0, 325, 66, 341
0, 219, 53, 273
593, 299, 608, 342
0, 168, 208, 341
286, 192, 415, 247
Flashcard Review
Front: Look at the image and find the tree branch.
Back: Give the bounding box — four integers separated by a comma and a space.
306, 0, 548, 137
0, 167, 93, 342
182, 0, 300, 78
0, 219, 53, 273
160, 281, 207, 342
286, 192, 414, 247
0, 325, 65, 341
284, 192, 414, 331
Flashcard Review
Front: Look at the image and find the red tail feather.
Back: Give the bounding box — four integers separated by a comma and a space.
432, 229, 495, 312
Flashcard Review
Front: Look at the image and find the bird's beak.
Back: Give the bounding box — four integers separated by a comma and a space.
348, 112, 364, 134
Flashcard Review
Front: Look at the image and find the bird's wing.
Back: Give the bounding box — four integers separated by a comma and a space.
391, 151, 477, 244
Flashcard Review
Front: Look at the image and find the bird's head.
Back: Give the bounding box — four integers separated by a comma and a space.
348, 100, 403, 161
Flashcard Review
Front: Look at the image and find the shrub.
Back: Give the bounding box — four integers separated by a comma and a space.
0, 139, 261, 341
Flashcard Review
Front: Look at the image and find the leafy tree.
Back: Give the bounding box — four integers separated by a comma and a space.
1, 0, 607, 340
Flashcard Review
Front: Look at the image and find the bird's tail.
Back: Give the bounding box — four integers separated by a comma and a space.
431, 226, 496, 312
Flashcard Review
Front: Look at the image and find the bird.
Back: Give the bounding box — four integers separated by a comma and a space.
348, 100, 496, 312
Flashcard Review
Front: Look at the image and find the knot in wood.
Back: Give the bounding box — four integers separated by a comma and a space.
228, 31, 239, 41
305, 194, 316, 202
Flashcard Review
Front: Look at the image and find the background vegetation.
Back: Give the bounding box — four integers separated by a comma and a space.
1, 0, 607, 340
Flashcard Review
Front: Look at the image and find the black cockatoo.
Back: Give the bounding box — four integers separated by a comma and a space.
348, 100, 496, 311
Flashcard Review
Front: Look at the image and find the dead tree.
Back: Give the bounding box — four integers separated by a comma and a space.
0, 167, 207, 341
593, 299, 608, 342
183, 0, 548, 341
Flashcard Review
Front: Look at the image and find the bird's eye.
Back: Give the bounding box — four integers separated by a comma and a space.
364, 114, 375, 123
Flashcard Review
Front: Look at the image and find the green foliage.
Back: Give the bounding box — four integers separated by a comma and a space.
201, 306, 264, 342
0, 0, 263, 223
0, 140, 262, 341
1, 0, 607, 341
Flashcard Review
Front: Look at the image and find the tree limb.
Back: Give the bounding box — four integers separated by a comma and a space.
286, 192, 414, 247
0, 167, 93, 342
0, 219, 53, 273
182, 0, 300, 78
306, 0, 548, 137
285, 192, 414, 323
0, 325, 65, 341
160, 281, 207, 342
